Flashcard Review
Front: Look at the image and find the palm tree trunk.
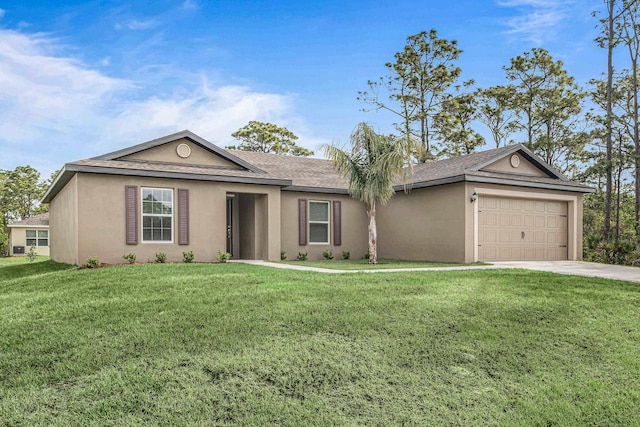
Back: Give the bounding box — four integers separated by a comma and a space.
367, 205, 377, 264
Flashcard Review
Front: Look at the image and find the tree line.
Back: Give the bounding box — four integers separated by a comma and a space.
349, 1, 640, 255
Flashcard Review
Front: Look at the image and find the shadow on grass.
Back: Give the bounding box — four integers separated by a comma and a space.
0, 259, 74, 281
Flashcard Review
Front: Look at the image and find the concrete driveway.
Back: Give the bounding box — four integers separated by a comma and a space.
491, 261, 640, 283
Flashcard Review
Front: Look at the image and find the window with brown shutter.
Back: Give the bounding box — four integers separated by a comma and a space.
333, 201, 341, 246
178, 189, 189, 245
125, 185, 138, 245
298, 199, 307, 245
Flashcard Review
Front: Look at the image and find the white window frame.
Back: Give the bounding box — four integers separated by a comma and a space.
308, 200, 330, 245
141, 187, 174, 243
26, 229, 48, 247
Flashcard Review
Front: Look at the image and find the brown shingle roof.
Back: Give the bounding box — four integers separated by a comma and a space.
8, 212, 49, 227
228, 150, 349, 190
42, 134, 593, 204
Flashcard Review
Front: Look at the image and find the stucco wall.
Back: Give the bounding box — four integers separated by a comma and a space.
280, 191, 368, 260
482, 155, 548, 177
72, 173, 281, 265
49, 174, 78, 264
120, 138, 242, 169
9, 227, 50, 257
377, 183, 467, 262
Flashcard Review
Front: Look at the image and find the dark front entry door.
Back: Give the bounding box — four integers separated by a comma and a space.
226, 197, 233, 256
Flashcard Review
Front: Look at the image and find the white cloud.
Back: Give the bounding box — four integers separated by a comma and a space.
0, 30, 128, 139
497, 0, 577, 43
103, 82, 298, 150
182, 0, 198, 11
0, 30, 311, 175
115, 19, 160, 30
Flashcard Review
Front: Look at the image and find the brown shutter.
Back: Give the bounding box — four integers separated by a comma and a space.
125, 185, 138, 245
333, 201, 341, 246
178, 188, 189, 245
298, 199, 307, 245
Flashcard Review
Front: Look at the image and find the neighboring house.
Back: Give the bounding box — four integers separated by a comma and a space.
7, 213, 50, 256
42, 130, 594, 265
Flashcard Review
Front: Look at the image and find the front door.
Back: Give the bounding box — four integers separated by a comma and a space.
226, 197, 233, 256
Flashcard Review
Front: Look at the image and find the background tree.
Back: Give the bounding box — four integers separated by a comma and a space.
618, 0, 640, 238
227, 121, 313, 156
433, 83, 485, 157
358, 29, 462, 162
594, 0, 622, 241
0, 165, 47, 224
476, 85, 518, 148
323, 123, 406, 264
504, 48, 585, 172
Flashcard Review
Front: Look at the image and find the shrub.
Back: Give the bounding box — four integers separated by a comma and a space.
86, 256, 99, 268
122, 253, 136, 264
363, 251, 370, 260
281, 250, 287, 261
322, 249, 333, 260
155, 252, 167, 263
586, 239, 639, 265
217, 250, 231, 263
182, 250, 195, 263
26, 245, 37, 262
297, 252, 308, 261
342, 250, 350, 260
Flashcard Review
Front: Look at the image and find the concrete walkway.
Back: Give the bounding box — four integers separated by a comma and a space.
230, 259, 640, 283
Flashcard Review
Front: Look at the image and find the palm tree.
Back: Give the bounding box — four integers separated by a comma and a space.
323, 123, 407, 264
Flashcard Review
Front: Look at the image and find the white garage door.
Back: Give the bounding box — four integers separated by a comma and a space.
478, 196, 568, 261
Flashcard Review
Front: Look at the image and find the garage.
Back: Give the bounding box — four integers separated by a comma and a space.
478, 196, 568, 261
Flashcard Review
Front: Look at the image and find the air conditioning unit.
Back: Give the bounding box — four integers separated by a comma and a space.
13, 246, 25, 255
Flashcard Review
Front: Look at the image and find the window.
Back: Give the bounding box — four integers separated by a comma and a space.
309, 200, 330, 244
26, 230, 48, 247
141, 188, 173, 242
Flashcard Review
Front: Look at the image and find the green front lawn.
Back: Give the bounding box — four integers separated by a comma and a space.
1, 261, 639, 425
279, 258, 469, 269
0, 255, 49, 266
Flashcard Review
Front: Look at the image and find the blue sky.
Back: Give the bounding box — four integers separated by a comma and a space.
0, 0, 613, 177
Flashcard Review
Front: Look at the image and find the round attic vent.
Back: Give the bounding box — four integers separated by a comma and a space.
510, 154, 520, 168
176, 143, 192, 158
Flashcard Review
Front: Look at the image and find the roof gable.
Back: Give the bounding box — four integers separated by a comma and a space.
93, 130, 264, 173
468, 144, 566, 180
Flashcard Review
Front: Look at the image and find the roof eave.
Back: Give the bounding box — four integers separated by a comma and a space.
42, 164, 292, 202
394, 173, 594, 193
41, 166, 73, 204
282, 185, 350, 195
465, 174, 595, 193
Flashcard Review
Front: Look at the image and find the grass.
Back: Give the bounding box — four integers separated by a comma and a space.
279, 258, 469, 269
0, 261, 639, 425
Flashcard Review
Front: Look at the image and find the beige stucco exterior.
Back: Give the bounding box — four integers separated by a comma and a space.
375, 181, 585, 263
50, 174, 78, 262
482, 154, 549, 177
50, 173, 281, 265
280, 191, 368, 260
377, 183, 467, 262
8, 226, 50, 256
120, 138, 243, 169
48, 175, 586, 265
